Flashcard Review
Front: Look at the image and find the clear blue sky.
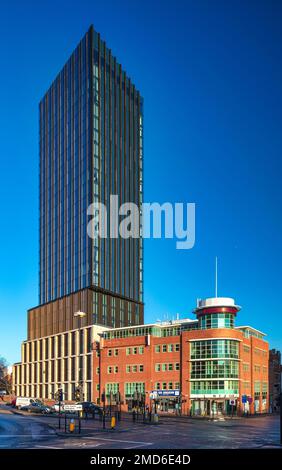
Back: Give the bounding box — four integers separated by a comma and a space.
0, 0, 281, 365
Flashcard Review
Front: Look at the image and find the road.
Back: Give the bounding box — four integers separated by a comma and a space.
0, 406, 280, 449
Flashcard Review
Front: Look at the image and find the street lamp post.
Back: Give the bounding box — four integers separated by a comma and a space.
280, 369, 282, 445
74, 311, 87, 402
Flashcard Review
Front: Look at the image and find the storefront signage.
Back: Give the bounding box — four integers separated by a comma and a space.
151, 389, 180, 398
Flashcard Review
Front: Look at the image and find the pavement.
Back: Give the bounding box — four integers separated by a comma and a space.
0, 404, 281, 449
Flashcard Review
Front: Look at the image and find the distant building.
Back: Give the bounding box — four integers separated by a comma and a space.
269, 349, 281, 412
93, 297, 269, 416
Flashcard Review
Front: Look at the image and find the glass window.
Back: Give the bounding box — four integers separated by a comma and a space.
190, 340, 239, 360
125, 382, 145, 397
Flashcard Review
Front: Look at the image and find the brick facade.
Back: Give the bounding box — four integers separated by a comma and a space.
92, 314, 269, 415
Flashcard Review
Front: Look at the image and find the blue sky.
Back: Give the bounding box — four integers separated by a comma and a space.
0, 0, 281, 364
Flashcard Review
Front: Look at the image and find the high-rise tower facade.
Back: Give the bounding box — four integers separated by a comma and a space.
28, 26, 144, 340
39, 26, 143, 306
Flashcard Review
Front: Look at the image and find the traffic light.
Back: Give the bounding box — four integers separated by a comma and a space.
101, 392, 105, 403
58, 388, 63, 402
75, 387, 81, 401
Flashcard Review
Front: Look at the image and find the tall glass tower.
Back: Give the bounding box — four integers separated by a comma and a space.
28, 26, 144, 340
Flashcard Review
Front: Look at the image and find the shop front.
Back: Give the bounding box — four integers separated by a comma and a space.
190, 395, 239, 416
150, 389, 181, 414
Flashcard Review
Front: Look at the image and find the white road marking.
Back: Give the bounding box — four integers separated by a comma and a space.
84, 436, 153, 445
126, 443, 153, 449
0, 434, 54, 438
34, 445, 63, 449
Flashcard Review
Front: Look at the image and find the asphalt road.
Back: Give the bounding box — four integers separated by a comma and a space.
0, 406, 280, 449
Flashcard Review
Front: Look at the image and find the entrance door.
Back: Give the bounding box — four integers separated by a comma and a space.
217, 401, 224, 415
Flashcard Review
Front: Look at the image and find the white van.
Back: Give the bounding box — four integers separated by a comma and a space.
16, 397, 37, 409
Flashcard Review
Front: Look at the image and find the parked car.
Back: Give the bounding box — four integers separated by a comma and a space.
51, 402, 66, 413
21, 402, 52, 414
75, 402, 103, 415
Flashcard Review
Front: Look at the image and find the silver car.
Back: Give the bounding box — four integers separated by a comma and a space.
21, 402, 52, 414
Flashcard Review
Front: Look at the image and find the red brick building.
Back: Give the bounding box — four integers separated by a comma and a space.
269, 349, 281, 412
92, 297, 269, 416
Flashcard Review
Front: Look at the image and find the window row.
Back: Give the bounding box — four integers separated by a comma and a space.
190, 340, 239, 359
155, 344, 180, 353
126, 346, 144, 355
191, 380, 239, 393
155, 363, 180, 372
199, 313, 234, 330
190, 360, 239, 379
154, 382, 180, 390
126, 364, 144, 373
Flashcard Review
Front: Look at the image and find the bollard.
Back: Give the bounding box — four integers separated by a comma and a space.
153, 413, 159, 424
111, 416, 116, 429
69, 418, 75, 433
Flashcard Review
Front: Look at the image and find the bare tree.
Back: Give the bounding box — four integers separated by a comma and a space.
0, 356, 12, 395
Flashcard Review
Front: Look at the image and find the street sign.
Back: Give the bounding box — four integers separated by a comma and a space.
229, 399, 236, 406
242, 395, 247, 404
247, 396, 253, 404
150, 392, 158, 400
64, 404, 83, 411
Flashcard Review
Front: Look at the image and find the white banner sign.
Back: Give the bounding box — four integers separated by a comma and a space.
64, 404, 83, 411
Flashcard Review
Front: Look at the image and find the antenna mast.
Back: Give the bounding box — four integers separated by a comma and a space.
215, 256, 218, 297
